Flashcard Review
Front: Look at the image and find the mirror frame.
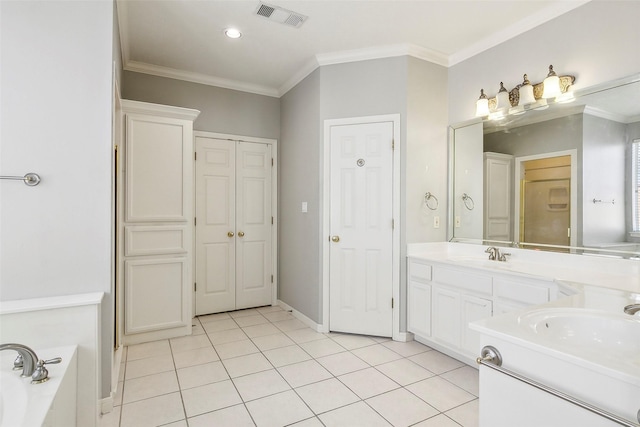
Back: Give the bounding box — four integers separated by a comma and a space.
447, 72, 640, 258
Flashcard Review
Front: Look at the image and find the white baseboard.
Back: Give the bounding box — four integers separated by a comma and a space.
394, 331, 414, 342
276, 300, 324, 332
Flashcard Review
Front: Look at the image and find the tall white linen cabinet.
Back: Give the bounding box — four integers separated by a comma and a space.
120, 100, 200, 345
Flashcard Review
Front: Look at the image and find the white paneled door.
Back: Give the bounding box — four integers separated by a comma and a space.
329, 121, 394, 337
195, 136, 272, 315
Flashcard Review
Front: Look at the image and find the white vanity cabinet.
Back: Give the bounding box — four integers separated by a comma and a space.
407, 257, 557, 365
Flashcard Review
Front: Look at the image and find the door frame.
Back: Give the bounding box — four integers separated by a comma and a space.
321, 114, 401, 339
192, 131, 278, 314
514, 149, 577, 247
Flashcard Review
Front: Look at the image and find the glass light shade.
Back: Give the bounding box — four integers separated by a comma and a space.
542, 65, 561, 98
495, 82, 510, 110
475, 89, 490, 117
518, 83, 536, 106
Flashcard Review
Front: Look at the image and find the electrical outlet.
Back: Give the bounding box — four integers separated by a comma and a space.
433, 216, 440, 228
455, 216, 461, 228
301, 202, 308, 213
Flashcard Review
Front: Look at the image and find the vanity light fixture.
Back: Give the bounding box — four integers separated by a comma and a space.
224, 28, 242, 39
474, 66, 575, 118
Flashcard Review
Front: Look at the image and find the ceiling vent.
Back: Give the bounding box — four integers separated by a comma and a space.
255, 2, 308, 28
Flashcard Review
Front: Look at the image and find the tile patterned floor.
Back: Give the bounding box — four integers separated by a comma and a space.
99, 306, 479, 427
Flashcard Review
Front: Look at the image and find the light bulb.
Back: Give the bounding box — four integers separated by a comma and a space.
542, 65, 561, 99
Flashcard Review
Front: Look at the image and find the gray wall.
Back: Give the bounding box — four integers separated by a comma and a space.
122, 71, 281, 139
279, 69, 322, 322
449, 1, 640, 125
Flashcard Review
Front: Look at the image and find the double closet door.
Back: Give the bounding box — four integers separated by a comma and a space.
195, 134, 274, 315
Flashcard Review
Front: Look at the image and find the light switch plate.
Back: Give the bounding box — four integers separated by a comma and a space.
434, 216, 440, 228
301, 202, 308, 213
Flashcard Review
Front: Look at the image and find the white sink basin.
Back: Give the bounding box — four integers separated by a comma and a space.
519, 308, 640, 367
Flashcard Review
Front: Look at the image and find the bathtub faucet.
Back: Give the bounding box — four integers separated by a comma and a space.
0, 343, 39, 377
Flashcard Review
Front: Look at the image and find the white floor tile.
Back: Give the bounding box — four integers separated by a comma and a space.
202, 318, 240, 333
316, 351, 369, 376
409, 350, 465, 375
406, 376, 476, 412
177, 360, 229, 390
118, 362, 125, 382
289, 417, 325, 427
366, 388, 439, 426
263, 344, 311, 367
277, 359, 333, 388
330, 334, 377, 350
161, 421, 187, 427
98, 405, 121, 427
245, 390, 314, 427
229, 308, 261, 318
125, 354, 175, 380
169, 334, 211, 353
198, 312, 231, 323
319, 401, 391, 427
190, 322, 206, 336
114, 381, 123, 406
445, 399, 479, 427
440, 366, 480, 396
222, 352, 273, 378
295, 378, 360, 414
272, 318, 308, 332
122, 371, 179, 404
251, 332, 296, 351
126, 340, 171, 361
338, 367, 400, 399
381, 340, 431, 357
351, 344, 403, 366
413, 414, 461, 427
299, 338, 346, 358
214, 339, 259, 360
207, 328, 248, 345
256, 305, 284, 314
286, 328, 328, 343
188, 404, 255, 427
375, 358, 435, 386
181, 380, 242, 418
234, 314, 269, 327
232, 369, 291, 401
242, 322, 281, 338
119, 392, 184, 427
262, 310, 294, 322
172, 346, 219, 369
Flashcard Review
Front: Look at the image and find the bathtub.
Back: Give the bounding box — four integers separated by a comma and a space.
0, 345, 77, 426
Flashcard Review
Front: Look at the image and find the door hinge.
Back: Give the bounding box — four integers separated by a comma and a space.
194, 217, 197, 226
567, 227, 571, 237
194, 152, 197, 161
271, 216, 274, 225
194, 282, 197, 292
392, 219, 395, 229
272, 158, 274, 167
391, 298, 394, 309
392, 140, 395, 150
271, 275, 274, 283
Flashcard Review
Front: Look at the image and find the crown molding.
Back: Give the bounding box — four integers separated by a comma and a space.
449, 0, 591, 66
316, 43, 448, 68
584, 105, 638, 124
278, 57, 321, 97
124, 61, 281, 98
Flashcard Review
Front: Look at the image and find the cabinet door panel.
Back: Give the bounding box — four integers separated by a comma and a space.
461, 294, 492, 356
432, 286, 460, 347
408, 280, 431, 337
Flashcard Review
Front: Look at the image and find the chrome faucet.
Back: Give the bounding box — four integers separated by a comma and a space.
624, 304, 640, 315
0, 343, 39, 377
485, 246, 511, 262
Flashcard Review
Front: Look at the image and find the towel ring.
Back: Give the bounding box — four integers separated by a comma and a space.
424, 192, 439, 210
462, 193, 475, 210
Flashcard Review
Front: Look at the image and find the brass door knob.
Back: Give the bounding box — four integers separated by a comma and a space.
227, 231, 234, 237
238, 231, 245, 237
331, 235, 340, 242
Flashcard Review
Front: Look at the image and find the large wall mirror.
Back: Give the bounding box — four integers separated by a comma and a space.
448, 72, 640, 257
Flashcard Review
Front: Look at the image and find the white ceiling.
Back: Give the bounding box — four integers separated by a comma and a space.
117, 0, 590, 98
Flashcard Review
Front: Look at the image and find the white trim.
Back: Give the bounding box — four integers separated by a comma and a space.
316, 43, 448, 68
120, 99, 200, 121
278, 56, 321, 98
321, 114, 401, 340
277, 299, 322, 333
192, 131, 279, 311
513, 149, 578, 247
584, 105, 640, 125
0, 292, 104, 315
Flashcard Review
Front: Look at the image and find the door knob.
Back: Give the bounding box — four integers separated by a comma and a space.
227, 231, 234, 237
331, 235, 340, 242
238, 231, 245, 237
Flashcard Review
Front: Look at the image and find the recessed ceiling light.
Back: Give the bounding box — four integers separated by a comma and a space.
224, 28, 242, 39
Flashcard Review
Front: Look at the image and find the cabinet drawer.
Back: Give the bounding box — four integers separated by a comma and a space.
433, 267, 492, 295
409, 262, 432, 282
495, 278, 549, 305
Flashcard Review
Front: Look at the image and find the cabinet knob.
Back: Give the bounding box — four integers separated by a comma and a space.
227, 231, 234, 238
238, 231, 245, 237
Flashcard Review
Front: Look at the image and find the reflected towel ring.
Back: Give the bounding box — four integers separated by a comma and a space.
462, 193, 475, 210
424, 192, 439, 210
